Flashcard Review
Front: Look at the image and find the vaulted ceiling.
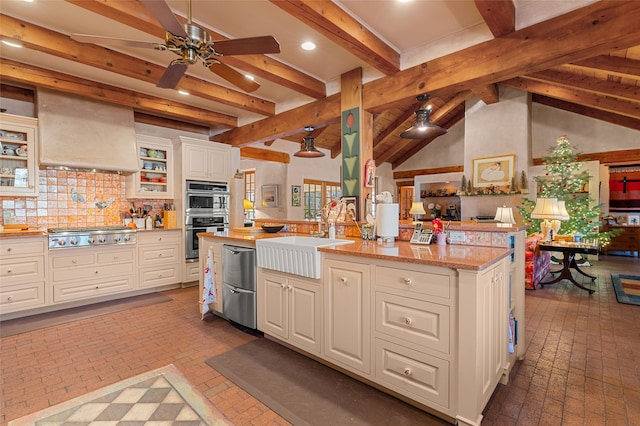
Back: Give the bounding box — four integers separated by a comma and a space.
1, 0, 639, 169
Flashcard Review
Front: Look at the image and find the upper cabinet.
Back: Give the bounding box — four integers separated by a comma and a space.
175, 137, 231, 182
0, 114, 39, 197
126, 135, 174, 199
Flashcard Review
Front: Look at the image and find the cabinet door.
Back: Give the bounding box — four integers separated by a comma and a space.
205, 146, 230, 182
289, 277, 322, 354
0, 114, 38, 197
323, 259, 371, 374
184, 144, 209, 181
258, 270, 288, 340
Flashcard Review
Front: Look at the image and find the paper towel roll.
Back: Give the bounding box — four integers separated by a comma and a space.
376, 203, 399, 239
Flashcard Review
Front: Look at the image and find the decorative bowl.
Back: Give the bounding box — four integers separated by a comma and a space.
261, 224, 285, 233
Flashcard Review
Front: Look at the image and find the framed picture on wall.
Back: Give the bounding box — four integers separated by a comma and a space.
472, 154, 515, 188
262, 185, 278, 208
291, 185, 301, 207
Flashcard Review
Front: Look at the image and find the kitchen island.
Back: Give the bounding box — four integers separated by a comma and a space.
199, 228, 525, 426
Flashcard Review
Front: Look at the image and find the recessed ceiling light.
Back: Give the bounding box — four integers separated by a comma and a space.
244, 74, 255, 81
301, 41, 316, 51
2, 39, 23, 48
178, 89, 189, 95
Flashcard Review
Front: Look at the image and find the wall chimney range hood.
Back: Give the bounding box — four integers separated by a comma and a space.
37, 89, 139, 174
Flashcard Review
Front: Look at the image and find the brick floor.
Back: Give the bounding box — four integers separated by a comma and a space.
1, 254, 639, 425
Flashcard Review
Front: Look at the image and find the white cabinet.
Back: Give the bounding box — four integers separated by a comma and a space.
0, 237, 47, 314
258, 269, 322, 355
322, 257, 371, 375
137, 230, 181, 289
177, 137, 231, 182
0, 114, 38, 197
49, 246, 136, 303
126, 135, 174, 199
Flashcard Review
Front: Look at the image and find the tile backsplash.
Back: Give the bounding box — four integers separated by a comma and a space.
1, 169, 171, 229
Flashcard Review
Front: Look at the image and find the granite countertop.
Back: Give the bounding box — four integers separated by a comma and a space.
200, 231, 511, 271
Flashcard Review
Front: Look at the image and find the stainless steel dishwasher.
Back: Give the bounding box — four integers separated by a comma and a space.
222, 245, 257, 329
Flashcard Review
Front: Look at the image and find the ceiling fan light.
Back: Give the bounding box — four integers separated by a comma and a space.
2, 39, 23, 48
294, 136, 325, 158
301, 41, 316, 51
400, 108, 447, 139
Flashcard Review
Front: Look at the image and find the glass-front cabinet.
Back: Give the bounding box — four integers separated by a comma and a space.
126, 135, 173, 199
0, 114, 38, 197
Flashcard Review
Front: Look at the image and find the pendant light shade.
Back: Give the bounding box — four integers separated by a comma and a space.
294, 126, 325, 158
400, 95, 447, 139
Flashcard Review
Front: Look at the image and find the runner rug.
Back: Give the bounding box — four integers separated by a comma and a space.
8, 364, 231, 425
205, 337, 450, 426
0, 292, 172, 337
611, 274, 640, 306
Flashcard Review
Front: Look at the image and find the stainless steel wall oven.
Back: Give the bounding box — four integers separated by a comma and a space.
185, 180, 230, 260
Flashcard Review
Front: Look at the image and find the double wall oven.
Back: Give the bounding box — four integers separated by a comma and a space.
185, 180, 230, 260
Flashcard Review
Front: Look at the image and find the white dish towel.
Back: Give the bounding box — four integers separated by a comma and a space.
202, 246, 216, 319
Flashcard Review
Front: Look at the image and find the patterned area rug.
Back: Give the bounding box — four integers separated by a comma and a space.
611, 274, 640, 305
9, 365, 232, 425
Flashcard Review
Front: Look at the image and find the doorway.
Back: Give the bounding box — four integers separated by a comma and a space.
397, 182, 414, 221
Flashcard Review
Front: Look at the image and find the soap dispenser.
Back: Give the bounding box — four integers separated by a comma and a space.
328, 221, 336, 239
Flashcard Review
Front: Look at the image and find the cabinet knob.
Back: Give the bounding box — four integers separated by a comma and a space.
95, 286, 99, 289
6, 248, 12, 252
7, 269, 12, 274
287, 285, 292, 291
95, 270, 99, 274
7, 296, 13, 302
158, 273, 163, 278
340, 277, 348, 284
403, 278, 412, 285
281, 283, 286, 289
404, 317, 412, 326
403, 368, 412, 376
72, 259, 77, 264
158, 237, 163, 241
158, 253, 162, 257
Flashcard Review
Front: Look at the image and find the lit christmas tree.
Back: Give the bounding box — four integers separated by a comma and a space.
519, 135, 617, 245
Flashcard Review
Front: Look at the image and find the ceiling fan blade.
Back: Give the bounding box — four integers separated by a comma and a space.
140, 0, 187, 38
157, 62, 188, 89
71, 34, 160, 49
213, 36, 281, 55
209, 62, 260, 92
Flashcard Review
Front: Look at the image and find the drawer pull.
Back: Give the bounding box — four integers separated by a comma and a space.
7, 269, 12, 274
72, 259, 77, 264
404, 317, 412, 326
287, 285, 293, 291
158, 237, 163, 241
95, 270, 99, 274
403, 278, 412, 285
95, 286, 99, 289
158, 273, 163, 278
158, 253, 163, 257
7, 296, 13, 301
281, 283, 286, 289
403, 368, 412, 376
6, 248, 12, 252
340, 277, 348, 283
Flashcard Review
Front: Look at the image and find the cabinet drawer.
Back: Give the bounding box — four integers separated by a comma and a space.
0, 256, 45, 284
374, 338, 449, 408
139, 246, 180, 266
0, 282, 45, 314
184, 260, 199, 283
52, 253, 94, 268
375, 265, 450, 299
374, 291, 450, 355
0, 238, 46, 258
52, 262, 134, 282
139, 266, 180, 288
97, 250, 135, 264
53, 276, 134, 303
137, 231, 181, 246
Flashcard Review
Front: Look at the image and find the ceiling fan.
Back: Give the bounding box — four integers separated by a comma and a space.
70, 0, 280, 92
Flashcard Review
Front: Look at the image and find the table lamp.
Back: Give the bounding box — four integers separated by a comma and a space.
550, 200, 570, 238
409, 201, 426, 224
530, 197, 562, 241
243, 199, 254, 225
494, 205, 516, 227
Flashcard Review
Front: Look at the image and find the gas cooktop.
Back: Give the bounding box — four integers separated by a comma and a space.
47, 226, 136, 249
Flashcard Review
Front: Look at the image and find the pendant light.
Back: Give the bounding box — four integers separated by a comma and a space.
294, 126, 325, 158
400, 94, 447, 139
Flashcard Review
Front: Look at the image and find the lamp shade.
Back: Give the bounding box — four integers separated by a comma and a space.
494, 206, 516, 225
530, 198, 562, 219
294, 136, 325, 158
409, 201, 426, 215
400, 108, 448, 139
243, 199, 254, 210
557, 200, 570, 220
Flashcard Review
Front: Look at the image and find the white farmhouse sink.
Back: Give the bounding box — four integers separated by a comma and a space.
256, 236, 354, 279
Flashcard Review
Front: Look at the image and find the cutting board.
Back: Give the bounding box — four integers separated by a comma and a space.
232, 227, 264, 233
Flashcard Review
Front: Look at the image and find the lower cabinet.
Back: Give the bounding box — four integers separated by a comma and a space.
0, 236, 47, 314
137, 230, 181, 289
322, 257, 371, 375
49, 246, 136, 303
198, 238, 223, 315
258, 269, 322, 355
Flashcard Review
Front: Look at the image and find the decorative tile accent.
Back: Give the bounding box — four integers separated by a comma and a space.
492, 232, 509, 248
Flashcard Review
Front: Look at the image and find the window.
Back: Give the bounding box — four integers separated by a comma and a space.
244, 170, 255, 220
303, 179, 341, 220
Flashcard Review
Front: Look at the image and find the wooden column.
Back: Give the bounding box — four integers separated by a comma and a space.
341, 68, 373, 221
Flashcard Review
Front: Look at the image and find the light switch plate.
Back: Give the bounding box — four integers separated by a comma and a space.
448, 230, 465, 243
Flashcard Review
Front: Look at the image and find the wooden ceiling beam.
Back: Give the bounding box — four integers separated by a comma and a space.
0, 83, 35, 103
474, 0, 516, 37
134, 112, 211, 136
393, 166, 464, 181
0, 58, 238, 129
270, 0, 400, 75
0, 14, 275, 117
568, 55, 640, 79
503, 77, 640, 120
240, 146, 290, 164
472, 84, 500, 105
363, 1, 640, 112
532, 94, 640, 131
65, 0, 326, 99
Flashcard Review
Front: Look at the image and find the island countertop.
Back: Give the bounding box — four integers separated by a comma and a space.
199, 231, 511, 271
